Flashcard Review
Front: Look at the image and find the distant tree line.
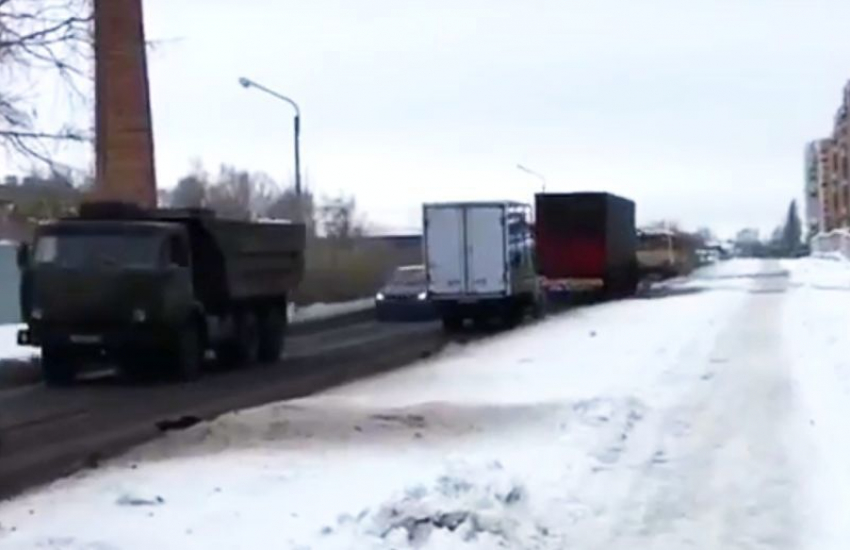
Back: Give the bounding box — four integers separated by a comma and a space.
734, 200, 804, 258
167, 163, 371, 242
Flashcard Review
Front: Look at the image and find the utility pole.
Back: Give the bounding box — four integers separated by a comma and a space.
238, 77, 302, 196
517, 164, 547, 192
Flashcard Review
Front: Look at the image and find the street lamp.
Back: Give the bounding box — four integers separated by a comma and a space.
238, 77, 302, 196
517, 164, 547, 192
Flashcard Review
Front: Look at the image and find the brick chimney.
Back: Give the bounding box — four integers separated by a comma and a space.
92, 0, 157, 207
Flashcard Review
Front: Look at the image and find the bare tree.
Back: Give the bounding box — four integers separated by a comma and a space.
266, 186, 316, 233
695, 227, 715, 242
645, 219, 681, 232
0, 0, 93, 165
204, 165, 277, 220
319, 194, 366, 242
170, 174, 207, 208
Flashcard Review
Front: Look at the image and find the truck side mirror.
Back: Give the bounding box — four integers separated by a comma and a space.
16, 242, 29, 269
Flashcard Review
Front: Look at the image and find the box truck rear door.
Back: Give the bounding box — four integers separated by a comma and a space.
466, 205, 507, 295
426, 206, 466, 294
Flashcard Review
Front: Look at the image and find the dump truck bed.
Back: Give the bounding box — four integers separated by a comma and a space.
67, 203, 306, 308
153, 210, 305, 306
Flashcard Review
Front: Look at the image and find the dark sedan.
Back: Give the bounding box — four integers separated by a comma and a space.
375, 265, 436, 322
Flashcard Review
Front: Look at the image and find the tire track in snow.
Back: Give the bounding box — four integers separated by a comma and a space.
602, 261, 807, 550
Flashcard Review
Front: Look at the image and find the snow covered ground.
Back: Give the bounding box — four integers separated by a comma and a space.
3, 258, 850, 549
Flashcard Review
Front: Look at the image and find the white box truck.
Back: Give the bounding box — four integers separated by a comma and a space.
423, 201, 543, 331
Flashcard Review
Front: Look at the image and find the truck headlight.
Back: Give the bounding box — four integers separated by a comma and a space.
417, 291, 427, 301
376, 292, 385, 301
31, 308, 43, 320
132, 308, 147, 323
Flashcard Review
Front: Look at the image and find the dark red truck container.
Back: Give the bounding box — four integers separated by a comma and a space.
534, 192, 638, 296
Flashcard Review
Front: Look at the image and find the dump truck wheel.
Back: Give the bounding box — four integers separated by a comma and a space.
172, 323, 203, 381
239, 313, 260, 365
441, 314, 464, 333
41, 346, 77, 387
257, 307, 285, 364
118, 356, 155, 383
217, 312, 260, 367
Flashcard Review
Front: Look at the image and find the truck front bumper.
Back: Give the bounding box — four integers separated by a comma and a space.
19, 323, 172, 351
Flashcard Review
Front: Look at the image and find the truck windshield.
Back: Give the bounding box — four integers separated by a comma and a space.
388, 266, 425, 287
33, 234, 162, 269
638, 234, 673, 251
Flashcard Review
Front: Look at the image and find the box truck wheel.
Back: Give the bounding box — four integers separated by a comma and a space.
41, 346, 77, 387
626, 262, 640, 295
171, 322, 203, 381
441, 314, 464, 333
257, 307, 286, 364
502, 303, 523, 329
531, 293, 547, 320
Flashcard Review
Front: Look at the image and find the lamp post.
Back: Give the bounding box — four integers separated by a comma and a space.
517, 164, 547, 193
238, 77, 302, 196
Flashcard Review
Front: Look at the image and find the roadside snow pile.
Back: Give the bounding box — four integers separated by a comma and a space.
811, 251, 849, 262
0, 395, 651, 550
315, 397, 648, 550
781, 258, 850, 547
289, 298, 374, 324
0, 324, 38, 363
785, 256, 850, 290
327, 464, 542, 549
0, 324, 40, 387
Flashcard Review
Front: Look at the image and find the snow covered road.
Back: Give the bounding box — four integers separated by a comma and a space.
3, 258, 850, 549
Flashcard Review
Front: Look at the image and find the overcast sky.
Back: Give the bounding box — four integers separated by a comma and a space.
14, 0, 850, 236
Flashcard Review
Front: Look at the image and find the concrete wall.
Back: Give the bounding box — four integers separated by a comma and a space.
0, 244, 20, 324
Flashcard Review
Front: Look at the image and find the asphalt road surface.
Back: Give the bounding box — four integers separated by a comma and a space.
0, 318, 446, 498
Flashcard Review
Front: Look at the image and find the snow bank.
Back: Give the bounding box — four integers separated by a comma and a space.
289, 298, 374, 324
0, 324, 37, 362
811, 229, 850, 260
0, 324, 39, 387
781, 258, 850, 548
0, 261, 770, 549
784, 256, 850, 290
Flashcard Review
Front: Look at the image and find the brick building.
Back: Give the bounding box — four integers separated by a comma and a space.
807, 82, 850, 235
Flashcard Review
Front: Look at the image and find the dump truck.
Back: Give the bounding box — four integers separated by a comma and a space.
16, 202, 306, 385
423, 201, 543, 331
534, 192, 638, 297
